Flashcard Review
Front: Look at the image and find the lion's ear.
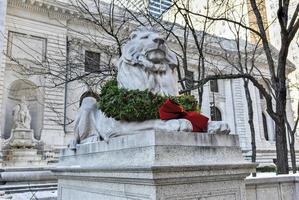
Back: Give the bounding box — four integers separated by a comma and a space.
121, 44, 138, 65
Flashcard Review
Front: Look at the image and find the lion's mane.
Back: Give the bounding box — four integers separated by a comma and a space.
117, 29, 179, 96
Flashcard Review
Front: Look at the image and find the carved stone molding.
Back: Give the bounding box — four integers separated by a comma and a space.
8, 0, 78, 20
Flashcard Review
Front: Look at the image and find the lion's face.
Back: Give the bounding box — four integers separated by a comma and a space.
117, 29, 179, 96
132, 31, 167, 64
121, 29, 177, 72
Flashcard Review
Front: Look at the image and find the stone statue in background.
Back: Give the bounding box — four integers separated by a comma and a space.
2, 96, 39, 149
12, 96, 31, 129
71, 28, 230, 148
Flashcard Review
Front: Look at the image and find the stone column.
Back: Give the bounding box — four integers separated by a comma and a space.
0, 0, 7, 167
0, 0, 7, 65
52, 130, 255, 200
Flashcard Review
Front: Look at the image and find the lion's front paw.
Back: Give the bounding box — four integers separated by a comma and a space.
164, 119, 193, 132
208, 121, 230, 134
178, 119, 193, 131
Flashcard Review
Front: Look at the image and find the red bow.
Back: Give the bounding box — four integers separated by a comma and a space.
159, 99, 209, 132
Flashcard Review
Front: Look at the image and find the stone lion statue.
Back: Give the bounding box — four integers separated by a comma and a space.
70, 29, 230, 149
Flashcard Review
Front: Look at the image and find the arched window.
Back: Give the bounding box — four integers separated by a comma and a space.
211, 107, 222, 121
262, 113, 269, 141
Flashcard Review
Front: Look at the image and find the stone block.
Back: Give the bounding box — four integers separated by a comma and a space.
53, 130, 255, 200
3, 129, 38, 148
2, 148, 47, 167
246, 175, 299, 200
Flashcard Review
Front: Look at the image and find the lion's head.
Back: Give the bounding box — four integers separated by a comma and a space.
120, 28, 178, 72
117, 28, 179, 96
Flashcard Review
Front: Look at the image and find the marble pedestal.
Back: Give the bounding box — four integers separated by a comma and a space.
2, 129, 45, 167
4, 129, 38, 148
2, 148, 47, 167
53, 130, 255, 200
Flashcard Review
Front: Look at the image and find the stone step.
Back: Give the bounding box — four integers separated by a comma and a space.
3, 160, 47, 167
256, 155, 299, 159
256, 157, 299, 165
245, 150, 299, 166
0, 183, 57, 194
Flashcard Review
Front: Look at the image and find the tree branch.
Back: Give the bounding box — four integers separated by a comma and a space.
189, 73, 277, 119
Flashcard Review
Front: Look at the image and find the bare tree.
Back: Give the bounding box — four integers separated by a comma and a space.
248, 0, 299, 174
3, 0, 299, 174
167, 0, 299, 174
3, 0, 135, 128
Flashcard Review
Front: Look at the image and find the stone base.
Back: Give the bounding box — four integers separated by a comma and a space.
246, 174, 299, 200
3, 129, 39, 148
53, 130, 255, 200
2, 148, 47, 167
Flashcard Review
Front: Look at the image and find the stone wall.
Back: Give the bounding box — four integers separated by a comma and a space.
1, 170, 299, 199
246, 174, 299, 200
2, 0, 69, 149
0, 0, 7, 144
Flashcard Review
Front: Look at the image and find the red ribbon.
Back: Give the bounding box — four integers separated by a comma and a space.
159, 99, 209, 132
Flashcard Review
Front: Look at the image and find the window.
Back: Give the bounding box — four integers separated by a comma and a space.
211, 107, 222, 121
262, 113, 269, 141
210, 80, 219, 93
185, 70, 194, 90
149, 0, 172, 17
7, 31, 47, 63
84, 51, 101, 73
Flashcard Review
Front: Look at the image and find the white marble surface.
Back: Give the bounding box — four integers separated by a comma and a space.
246, 174, 299, 200
59, 130, 243, 168
73, 97, 102, 144
117, 29, 179, 96
0, 0, 6, 69
208, 121, 231, 134
0, 190, 57, 200
12, 97, 31, 130
53, 130, 255, 200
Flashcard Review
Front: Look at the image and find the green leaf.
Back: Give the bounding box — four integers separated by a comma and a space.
98, 79, 200, 121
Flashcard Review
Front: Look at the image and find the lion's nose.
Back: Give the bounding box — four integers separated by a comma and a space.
153, 38, 165, 45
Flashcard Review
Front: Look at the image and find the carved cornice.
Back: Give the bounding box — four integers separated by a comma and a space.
8, 0, 80, 19
7, 0, 295, 74
7, 0, 260, 65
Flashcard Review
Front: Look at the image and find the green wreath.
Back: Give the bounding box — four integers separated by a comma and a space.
98, 79, 199, 121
